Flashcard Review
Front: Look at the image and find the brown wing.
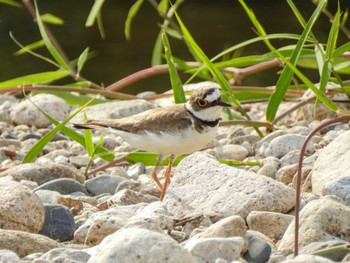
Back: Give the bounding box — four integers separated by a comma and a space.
74, 104, 192, 134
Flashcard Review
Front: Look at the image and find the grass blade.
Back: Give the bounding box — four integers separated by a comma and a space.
0, 71, 69, 88
40, 13, 64, 25
85, 0, 105, 27
0, 0, 21, 8
34, 0, 70, 71
77, 47, 90, 75
162, 31, 186, 103
265, 0, 328, 121
124, 0, 144, 40
14, 40, 45, 56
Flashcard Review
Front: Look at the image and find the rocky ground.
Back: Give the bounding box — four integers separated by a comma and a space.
0, 84, 350, 263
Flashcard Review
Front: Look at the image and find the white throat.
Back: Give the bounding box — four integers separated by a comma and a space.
186, 102, 222, 122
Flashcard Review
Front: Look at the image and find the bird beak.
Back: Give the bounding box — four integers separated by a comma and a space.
216, 98, 231, 107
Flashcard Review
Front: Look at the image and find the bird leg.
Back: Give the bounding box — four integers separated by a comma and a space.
159, 154, 175, 201
150, 154, 164, 191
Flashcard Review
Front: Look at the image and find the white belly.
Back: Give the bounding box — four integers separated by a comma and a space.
113, 126, 218, 156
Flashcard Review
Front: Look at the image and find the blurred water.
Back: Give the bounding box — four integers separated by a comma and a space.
0, 0, 346, 94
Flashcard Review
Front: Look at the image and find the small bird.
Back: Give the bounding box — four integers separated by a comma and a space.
73, 85, 231, 200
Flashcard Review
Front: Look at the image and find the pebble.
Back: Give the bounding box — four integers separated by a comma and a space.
212, 144, 249, 161
0, 177, 44, 233
85, 175, 125, 195
278, 197, 350, 253
264, 134, 314, 158
183, 236, 246, 263
164, 152, 295, 218
35, 189, 62, 204
0, 249, 21, 263
192, 215, 247, 239
246, 211, 294, 241
105, 188, 159, 206
87, 227, 196, 263
127, 162, 145, 179
243, 231, 273, 263
36, 248, 91, 263
311, 130, 350, 195
39, 204, 76, 241
74, 204, 147, 244
322, 176, 350, 206
0, 229, 59, 257
0, 163, 83, 185
299, 240, 349, 262
34, 178, 88, 195
11, 94, 70, 128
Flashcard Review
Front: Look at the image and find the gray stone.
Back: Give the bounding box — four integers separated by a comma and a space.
322, 176, 350, 205
85, 175, 125, 195
115, 180, 160, 197
312, 130, 350, 195
127, 163, 145, 179
280, 149, 301, 166
247, 211, 294, 241
279, 197, 350, 253
0, 163, 82, 185
87, 228, 195, 263
35, 178, 88, 195
0, 229, 59, 257
164, 153, 295, 218
183, 237, 246, 263
39, 204, 76, 241
257, 163, 277, 178
39, 248, 91, 263
11, 94, 70, 128
264, 134, 314, 159
74, 204, 147, 244
0, 177, 44, 233
0, 249, 21, 263
243, 231, 273, 263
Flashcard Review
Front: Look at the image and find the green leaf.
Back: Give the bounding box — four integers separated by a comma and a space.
96, 9, 106, 39
14, 40, 45, 56
162, 31, 186, 103
158, 0, 168, 15
151, 32, 163, 65
77, 47, 90, 75
85, 0, 105, 27
124, 0, 144, 40
34, 0, 70, 71
40, 13, 64, 25
84, 115, 95, 157
126, 152, 184, 166
0, 71, 69, 88
325, 4, 341, 59
0, 0, 21, 8
332, 42, 350, 58
265, 0, 328, 121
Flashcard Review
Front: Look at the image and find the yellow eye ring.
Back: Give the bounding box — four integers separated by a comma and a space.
197, 98, 208, 107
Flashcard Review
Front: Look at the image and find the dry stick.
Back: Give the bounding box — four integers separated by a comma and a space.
294, 115, 350, 256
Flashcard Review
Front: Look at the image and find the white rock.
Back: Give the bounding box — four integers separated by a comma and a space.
87, 228, 196, 263
192, 215, 247, 239
283, 254, 335, 263
0, 177, 44, 233
184, 237, 246, 263
0, 250, 21, 263
11, 94, 70, 128
278, 197, 350, 253
212, 144, 249, 161
164, 153, 295, 218
264, 134, 314, 158
322, 176, 350, 205
312, 130, 350, 195
74, 203, 147, 244
246, 211, 293, 241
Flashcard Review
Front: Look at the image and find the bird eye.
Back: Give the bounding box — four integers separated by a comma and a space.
197, 98, 208, 107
